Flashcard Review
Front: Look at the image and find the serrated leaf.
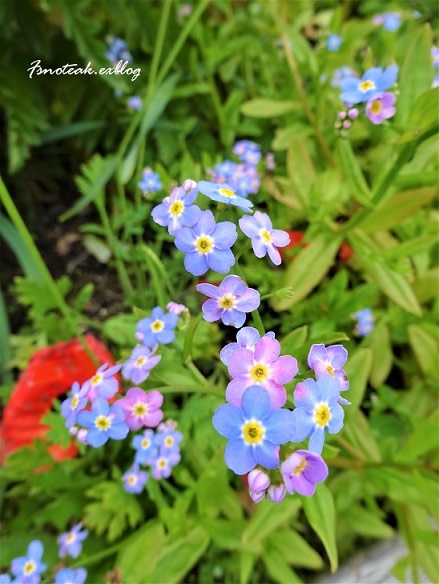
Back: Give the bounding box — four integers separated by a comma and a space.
273, 234, 341, 311
302, 483, 338, 572
40, 411, 71, 449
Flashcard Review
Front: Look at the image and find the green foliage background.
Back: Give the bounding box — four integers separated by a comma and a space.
0, 0, 438, 583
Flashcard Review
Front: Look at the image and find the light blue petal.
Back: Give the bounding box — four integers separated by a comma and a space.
213, 222, 238, 249
224, 439, 256, 474
174, 228, 196, 253
212, 404, 243, 439
207, 249, 235, 273
264, 409, 296, 443
327, 404, 345, 434
220, 275, 247, 295
28, 540, 44, 561
241, 385, 271, 420
252, 238, 267, 258
156, 328, 175, 344
108, 422, 129, 440
308, 428, 326, 454
236, 326, 260, 348
290, 408, 314, 442
202, 299, 222, 322
234, 288, 260, 312
222, 308, 246, 328
193, 209, 216, 235
196, 283, 221, 298
87, 429, 109, 447
377, 65, 398, 90
253, 440, 280, 469
239, 215, 259, 238
184, 252, 208, 276
181, 204, 202, 228
162, 313, 178, 328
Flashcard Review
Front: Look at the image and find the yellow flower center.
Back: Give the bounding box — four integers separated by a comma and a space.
91, 373, 103, 386
141, 438, 151, 449
314, 404, 331, 427
250, 363, 269, 382
71, 395, 79, 409
164, 436, 174, 447
170, 200, 184, 216
133, 402, 147, 417
95, 415, 111, 431
135, 356, 147, 367
195, 235, 213, 254
242, 420, 265, 445
359, 79, 375, 92
219, 187, 236, 198
23, 561, 36, 575
260, 229, 272, 243
293, 457, 307, 475
151, 319, 164, 332
157, 457, 168, 469
127, 474, 137, 485
219, 295, 234, 310
326, 365, 335, 377
369, 100, 382, 114
66, 532, 76, 544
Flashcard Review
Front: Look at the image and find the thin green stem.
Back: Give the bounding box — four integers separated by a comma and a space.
147, 0, 172, 99
65, 541, 123, 570
281, 34, 336, 167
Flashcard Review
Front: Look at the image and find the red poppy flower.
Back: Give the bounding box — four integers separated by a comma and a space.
279, 230, 306, 262
0, 334, 118, 464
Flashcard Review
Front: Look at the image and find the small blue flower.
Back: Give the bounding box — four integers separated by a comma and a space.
239, 211, 290, 266
340, 65, 398, 104
58, 523, 88, 559
11, 540, 46, 583
233, 140, 261, 165
327, 34, 342, 52
197, 181, 253, 213
122, 344, 161, 384
331, 66, 357, 88
213, 385, 295, 475
76, 398, 129, 448
196, 275, 260, 328
136, 306, 178, 348
133, 429, 158, 464
353, 308, 375, 336
61, 381, 88, 428
106, 37, 132, 64
122, 463, 149, 494
174, 210, 237, 276
152, 185, 201, 235
290, 374, 345, 454
383, 12, 401, 31
139, 167, 162, 194
155, 427, 183, 455
54, 568, 87, 584
127, 95, 142, 111
152, 450, 181, 479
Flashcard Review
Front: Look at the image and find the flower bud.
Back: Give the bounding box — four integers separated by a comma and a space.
249, 489, 266, 503
182, 179, 197, 192
69, 425, 79, 436
248, 468, 271, 493
134, 332, 144, 342
338, 111, 347, 120
266, 483, 286, 503
348, 108, 359, 119
342, 121, 352, 129
77, 429, 88, 444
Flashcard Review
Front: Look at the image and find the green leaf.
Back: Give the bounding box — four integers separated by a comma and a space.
281, 326, 308, 354
396, 88, 439, 143
199, 518, 246, 550
337, 139, 372, 206
118, 521, 165, 584
395, 410, 439, 462
395, 24, 433, 125
240, 552, 256, 584
82, 234, 111, 263
242, 497, 301, 547
343, 506, 393, 539
148, 526, 209, 584
268, 528, 323, 569
301, 483, 338, 572
360, 256, 422, 317
40, 411, 71, 449
241, 99, 299, 118
272, 124, 312, 150
369, 322, 393, 388
408, 324, 439, 380
343, 410, 382, 461
196, 449, 228, 518
273, 234, 341, 311
344, 348, 372, 418
263, 547, 303, 583
358, 188, 436, 233
102, 314, 138, 346
0, 212, 44, 281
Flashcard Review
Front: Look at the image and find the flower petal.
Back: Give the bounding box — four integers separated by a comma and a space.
253, 440, 279, 469
241, 385, 271, 420
212, 404, 243, 439
224, 439, 256, 474
264, 408, 295, 443
253, 337, 280, 363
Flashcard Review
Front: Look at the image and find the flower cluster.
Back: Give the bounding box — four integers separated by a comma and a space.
353, 308, 375, 336
213, 331, 350, 504
139, 167, 162, 194
3, 531, 88, 584
151, 176, 290, 278
337, 65, 398, 127
105, 37, 132, 65
122, 420, 183, 493
208, 140, 262, 198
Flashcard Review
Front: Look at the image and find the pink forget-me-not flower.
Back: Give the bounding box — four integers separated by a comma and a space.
239, 211, 290, 266
225, 335, 297, 409
220, 326, 275, 366
308, 343, 350, 403
213, 385, 295, 475
366, 92, 396, 124
196, 275, 260, 328
117, 387, 164, 431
